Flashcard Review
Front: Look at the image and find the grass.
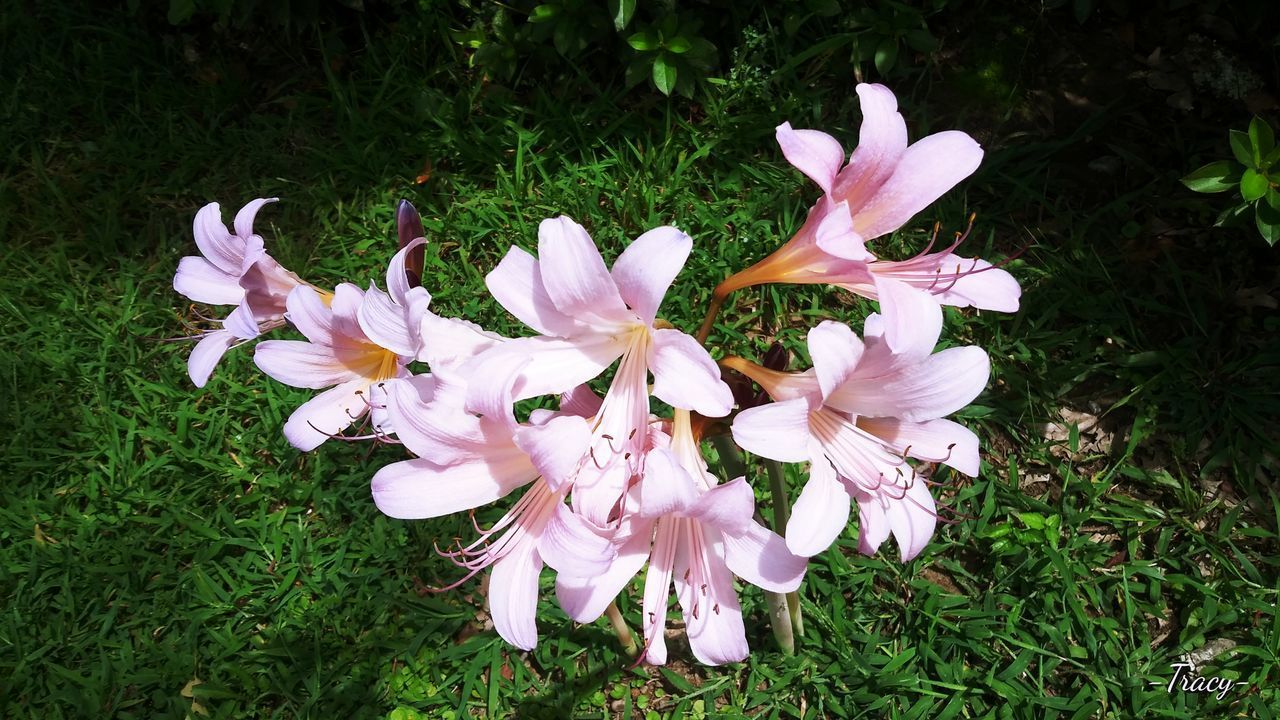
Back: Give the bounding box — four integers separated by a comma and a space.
2, 2, 1278, 718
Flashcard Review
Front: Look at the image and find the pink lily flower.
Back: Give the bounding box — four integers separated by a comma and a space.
729, 315, 989, 560
173, 199, 310, 386
717, 84, 1020, 351
371, 376, 615, 650
556, 412, 807, 666
468, 216, 734, 525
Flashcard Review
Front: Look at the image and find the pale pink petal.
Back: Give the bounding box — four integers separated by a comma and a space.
187, 330, 237, 387
238, 255, 300, 315
776, 122, 845, 194
851, 130, 984, 241
284, 286, 336, 346
639, 448, 699, 517
813, 201, 873, 262
932, 257, 1021, 312
807, 320, 865, 401
173, 256, 244, 305
611, 226, 692, 325
193, 202, 244, 274
282, 379, 369, 451
232, 197, 276, 241
828, 346, 989, 421
254, 340, 357, 389
222, 301, 260, 340
486, 246, 578, 337
512, 415, 592, 492
833, 83, 909, 209
556, 515, 653, 622
642, 519, 677, 665
785, 453, 851, 556
674, 528, 747, 666
329, 283, 367, 341
370, 454, 535, 519
722, 520, 807, 592
489, 545, 543, 650
731, 398, 812, 463
884, 478, 937, 561
855, 490, 891, 556
559, 384, 603, 418
358, 284, 417, 357
873, 275, 943, 356
648, 329, 733, 417
858, 417, 980, 476
387, 237, 428, 306
467, 335, 624, 419
687, 477, 755, 535
384, 376, 505, 463
539, 502, 616, 577
536, 216, 631, 324
417, 312, 505, 368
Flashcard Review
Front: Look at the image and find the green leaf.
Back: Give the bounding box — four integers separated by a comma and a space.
167, 0, 196, 24
608, 0, 636, 31
873, 37, 899, 75
1215, 201, 1252, 227
1180, 160, 1242, 193
1240, 168, 1269, 202
652, 53, 677, 95
1229, 130, 1255, 168
627, 30, 659, 51
904, 29, 938, 53
528, 4, 559, 23
1018, 512, 1046, 530
665, 35, 692, 54
1250, 117, 1275, 165
1257, 192, 1280, 245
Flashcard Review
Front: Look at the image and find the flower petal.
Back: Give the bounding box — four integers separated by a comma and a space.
722, 519, 807, 593
556, 514, 653, 622
387, 237, 428, 306
833, 83, 909, 210
611, 226, 693, 325
639, 448, 699, 517
858, 417, 980, 476
174, 256, 244, 305
329, 283, 367, 341
417, 312, 505, 369
813, 200, 873, 262
187, 330, 237, 388
731, 398, 813, 463
232, 197, 276, 241
648, 329, 733, 417
489, 545, 543, 650
282, 379, 370, 451
776, 122, 845, 194
642, 519, 677, 665
827, 345, 989, 421
687, 477, 755, 535
193, 202, 244, 274
486, 245, 578, 337
807, 320, 865, 401
467, 335, 624, 419
884, 478, 937, 561
851, 130, 984, 241
872, 275, 943, 356
785, 452, 851, 556
512, 414, 592, 493
370, 454, 534, 519
358, 283, 417, 357
855, 490, 892, 556
536, 216, 631, 325
674, 527, 747, 666
222, 301, 260, 340
932, 256, 1021, 312
559, 384, 603, 418
539, 502, 616, 577
384, 374, 508, 463
254, 340, 358, 389
285, 286, 336, 346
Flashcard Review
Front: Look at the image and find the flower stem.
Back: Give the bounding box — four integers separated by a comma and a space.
695, 287, 730, 345
605, 601, 639, 658
765, 459, 804, 638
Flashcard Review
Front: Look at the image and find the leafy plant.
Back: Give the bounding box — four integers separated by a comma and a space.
1182, 116, 1280, 245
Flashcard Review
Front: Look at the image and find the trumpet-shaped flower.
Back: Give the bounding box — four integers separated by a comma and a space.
173, 198, 310, 386
730, 315, 988, 560
556, 412, 807, 665
468, 216, 734, 525
718, 84, 1020, 351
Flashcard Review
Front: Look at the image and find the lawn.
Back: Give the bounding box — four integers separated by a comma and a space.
2, 1, 1278, 718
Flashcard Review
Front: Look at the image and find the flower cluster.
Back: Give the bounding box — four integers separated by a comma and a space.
172, 83, 1019, 664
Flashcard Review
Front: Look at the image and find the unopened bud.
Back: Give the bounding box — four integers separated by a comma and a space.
397, 200, 426, 288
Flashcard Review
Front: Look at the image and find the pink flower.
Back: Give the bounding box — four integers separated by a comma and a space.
468, 216, 734, 525
370, 376, 614, 650
729, 315, 989, 561
173, 199, 311, 387
556, 412, 807, 666
718, 84, 1020, 351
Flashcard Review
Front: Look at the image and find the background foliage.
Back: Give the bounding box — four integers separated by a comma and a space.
2, 0, 1279, 717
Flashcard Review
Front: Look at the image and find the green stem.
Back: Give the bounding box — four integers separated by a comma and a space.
605, 601, 639, 658
765, 459, 804, 638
